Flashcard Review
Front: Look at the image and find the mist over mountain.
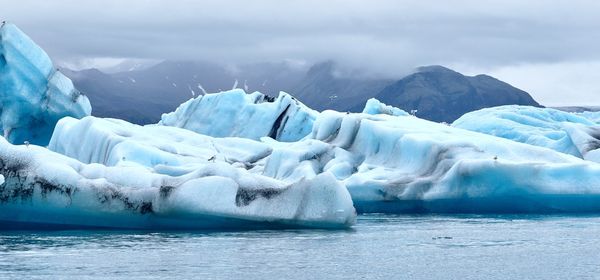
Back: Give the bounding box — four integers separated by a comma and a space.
291, 61, 394, 112
63, 60, 541, 124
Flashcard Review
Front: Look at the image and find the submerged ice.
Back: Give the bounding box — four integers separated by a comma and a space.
0, 22, 91, 146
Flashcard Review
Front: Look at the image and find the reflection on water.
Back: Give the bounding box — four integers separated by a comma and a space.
1, 214, 600, 279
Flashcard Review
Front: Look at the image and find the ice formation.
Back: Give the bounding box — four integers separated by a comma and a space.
4, 22, 600, 230
579, 111, 600, 124
1, 133, 355, 229
453, 106, 600, 162
362, 98, 409, 117
0, 22, 91, 146
50, 96, 600, 214
159, 89, 316, 142
300, 110, 600, 213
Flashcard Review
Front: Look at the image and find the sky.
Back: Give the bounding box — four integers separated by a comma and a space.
2, 0, 600, 106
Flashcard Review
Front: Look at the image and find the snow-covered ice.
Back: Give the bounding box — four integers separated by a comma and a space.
453, 106, 600, 162
0, 22, 91, 146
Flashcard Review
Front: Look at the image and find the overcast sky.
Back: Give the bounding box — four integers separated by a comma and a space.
2, 0, 600, 106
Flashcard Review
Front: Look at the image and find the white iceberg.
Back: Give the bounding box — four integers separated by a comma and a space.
0, 22, 91, 146
453, 106, 600, 162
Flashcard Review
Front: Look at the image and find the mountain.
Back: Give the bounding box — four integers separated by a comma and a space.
290, 61, 393, 112
371, 66, 542, 122
63, 61, 541, 124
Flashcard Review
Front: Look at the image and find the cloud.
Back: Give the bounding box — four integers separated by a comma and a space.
2, 0, 600, 105
455, 61, 600, 106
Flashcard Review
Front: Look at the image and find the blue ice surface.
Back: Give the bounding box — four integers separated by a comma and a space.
159, 89, 317, 142
362, 98, 409, 116
0, 22, 91, 146
453, 105, 600, 160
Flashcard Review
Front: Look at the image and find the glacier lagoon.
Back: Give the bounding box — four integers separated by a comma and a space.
2, 19, 600, 279
5, 22, 600, 229
2, 214, 600, 280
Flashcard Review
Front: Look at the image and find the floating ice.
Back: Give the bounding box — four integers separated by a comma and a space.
580, 111, 600, 124
1, 134, 356, 229
54, 96, 600, 214
362, 98, 409, 117
159, 89, 317, 142
0, 22, 91, 146
453, 106, 600, 162
287, 110, 600, 213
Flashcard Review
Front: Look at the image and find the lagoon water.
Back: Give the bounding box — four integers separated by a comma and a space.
1, 214, 599, 279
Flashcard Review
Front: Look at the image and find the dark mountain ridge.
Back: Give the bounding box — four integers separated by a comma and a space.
64, 61, 541, 124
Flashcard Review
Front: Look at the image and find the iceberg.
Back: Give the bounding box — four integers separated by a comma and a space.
299, 110, 600, 213
1, 133, 356, 229
159, 89, 316, 142
0, 22, 91, 146
0, 23, 356, 230
453, 106, 600, 162
362, 98, 409, 117
580, 111, 600, 124
53, 92, 600, 214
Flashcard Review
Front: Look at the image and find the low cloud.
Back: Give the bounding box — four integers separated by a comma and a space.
3, 0, 600, 105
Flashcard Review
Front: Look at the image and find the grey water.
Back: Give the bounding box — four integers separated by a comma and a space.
1, 215, 600, 280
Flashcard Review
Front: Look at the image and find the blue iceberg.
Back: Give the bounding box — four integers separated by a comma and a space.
156, 92, 600, 213
0, 22, 91, 146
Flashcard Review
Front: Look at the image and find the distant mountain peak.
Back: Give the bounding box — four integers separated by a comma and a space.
416, 65, 459, 74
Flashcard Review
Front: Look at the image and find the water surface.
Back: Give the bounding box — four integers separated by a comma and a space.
1, 215, 599, 279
